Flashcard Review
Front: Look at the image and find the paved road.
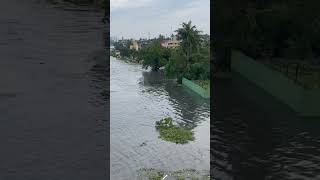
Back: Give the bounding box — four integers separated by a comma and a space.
0, 0, 108, 179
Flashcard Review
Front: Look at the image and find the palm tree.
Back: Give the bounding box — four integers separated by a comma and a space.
175, 21, 202, 64
170, 34, 175, 40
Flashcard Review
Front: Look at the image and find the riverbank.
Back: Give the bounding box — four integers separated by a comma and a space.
111, 55, 140, 63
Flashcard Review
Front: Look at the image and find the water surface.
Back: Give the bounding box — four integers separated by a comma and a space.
110, 57, 210, 179
0, 0, 107, 179
212, 74, 320, 180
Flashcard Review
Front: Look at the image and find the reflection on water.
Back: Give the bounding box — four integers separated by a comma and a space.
212, 74, 320, 180
88, 53, 108, 105
110, 57, 210, 179
142, 71, 210, 129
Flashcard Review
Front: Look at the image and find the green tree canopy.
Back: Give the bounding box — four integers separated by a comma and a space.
175, 21, 202, 63
138, 42, 171, 71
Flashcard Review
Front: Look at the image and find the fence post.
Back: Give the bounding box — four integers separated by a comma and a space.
316, 71, 320, 88
295, 63, 299, 83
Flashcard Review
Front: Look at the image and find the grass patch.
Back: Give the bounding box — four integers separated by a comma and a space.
155, 117, 194, 144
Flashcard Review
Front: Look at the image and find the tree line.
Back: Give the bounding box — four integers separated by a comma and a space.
213, 0, 320, 71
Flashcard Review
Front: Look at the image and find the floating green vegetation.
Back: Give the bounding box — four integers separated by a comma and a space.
137, 168, 165, 180
155, 117, 194, 144
137, 168, 210, 180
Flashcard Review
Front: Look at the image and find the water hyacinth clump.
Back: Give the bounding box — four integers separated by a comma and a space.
137, 168, 210, 180
136, 168, 165, 180
155, 117, 194, 144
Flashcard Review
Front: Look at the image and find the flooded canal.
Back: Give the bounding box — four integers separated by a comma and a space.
212, 75, 320, 180
110, 57, 210, 179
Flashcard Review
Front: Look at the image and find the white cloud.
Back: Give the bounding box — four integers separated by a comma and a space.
111, 0, 153, 11
110, 0, 210, 39
160, 0, 210, 34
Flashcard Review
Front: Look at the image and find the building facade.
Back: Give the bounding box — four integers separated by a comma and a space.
129, 40, 140, 51
161, 39, 181, 48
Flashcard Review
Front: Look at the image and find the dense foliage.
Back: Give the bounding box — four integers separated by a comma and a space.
166, 21, 210, 81
214, 0, 320, 62
138, 41, 171, 71
113, 41, 131, 58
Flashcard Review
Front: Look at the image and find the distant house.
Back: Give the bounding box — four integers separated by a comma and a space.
161, 39, 180, 48
161, 37, 180, 48
129, 40, 140, 51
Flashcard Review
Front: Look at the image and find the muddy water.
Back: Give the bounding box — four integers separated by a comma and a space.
0, 0, 108, 179
110, 57, 210, 179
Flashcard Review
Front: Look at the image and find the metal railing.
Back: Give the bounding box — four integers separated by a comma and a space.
263, 60, 320, 89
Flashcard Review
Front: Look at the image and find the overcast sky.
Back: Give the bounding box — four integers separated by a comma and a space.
110, 0, 210, 40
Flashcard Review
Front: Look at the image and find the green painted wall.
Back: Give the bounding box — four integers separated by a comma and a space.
182, 78, 210, 99
231, 50, 320, 117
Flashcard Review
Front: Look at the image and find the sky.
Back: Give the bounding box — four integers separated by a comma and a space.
110, 0, 210, 40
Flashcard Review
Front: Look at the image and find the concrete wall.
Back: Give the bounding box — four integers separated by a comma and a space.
231, 50, 320, 117
182, 78, 210, 99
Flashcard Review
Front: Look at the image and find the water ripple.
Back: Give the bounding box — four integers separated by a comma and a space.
111, 57, 210, 179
